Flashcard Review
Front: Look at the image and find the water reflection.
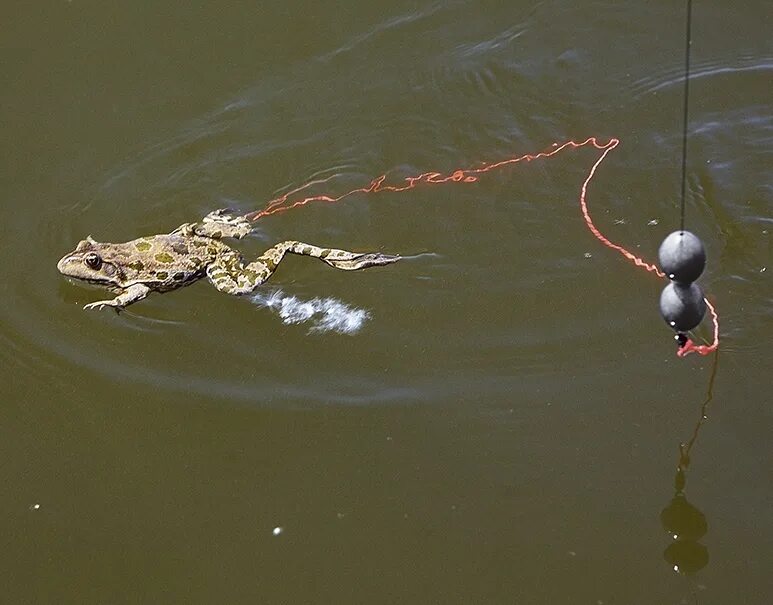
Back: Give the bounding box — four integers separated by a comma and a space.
661, 352, 719, 575
661, 485, 709, 574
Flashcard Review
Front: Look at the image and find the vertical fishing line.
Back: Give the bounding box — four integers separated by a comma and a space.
679, 0, 693, 232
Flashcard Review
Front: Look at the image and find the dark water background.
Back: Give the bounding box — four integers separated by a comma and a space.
2, 1, 771, 603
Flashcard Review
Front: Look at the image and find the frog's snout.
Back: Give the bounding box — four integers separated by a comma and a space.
57, 253, 83, 276
56, 255, 71, 274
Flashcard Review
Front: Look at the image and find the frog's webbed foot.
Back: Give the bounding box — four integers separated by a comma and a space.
199, 209, 252, 239
321, 251, 401, 271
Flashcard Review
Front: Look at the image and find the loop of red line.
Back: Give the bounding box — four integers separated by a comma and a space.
677, 298, 719, 358
245, 137, 719, 357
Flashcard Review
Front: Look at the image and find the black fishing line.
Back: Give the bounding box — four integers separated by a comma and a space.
679, 0, 693, 232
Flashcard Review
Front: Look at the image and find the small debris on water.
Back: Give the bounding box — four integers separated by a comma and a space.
30, 503, 40, 511
761, 267, 767, 273
614, 218, 626, 225
272, 526, 283, 536
648, 219, 659, 226
584, 252, 592, 259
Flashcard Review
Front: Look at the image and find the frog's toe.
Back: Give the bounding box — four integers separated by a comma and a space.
83, 301, 123, 312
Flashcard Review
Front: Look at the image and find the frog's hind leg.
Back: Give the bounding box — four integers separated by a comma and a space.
173, 209, 253, 240
200, 209, 252, 239
206, 241, 400, 296
269, 241, 401, 272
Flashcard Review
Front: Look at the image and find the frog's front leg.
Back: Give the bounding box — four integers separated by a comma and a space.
83, 283, 151, 311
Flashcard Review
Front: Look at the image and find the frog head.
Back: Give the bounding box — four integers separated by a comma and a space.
57, 236, 127, 288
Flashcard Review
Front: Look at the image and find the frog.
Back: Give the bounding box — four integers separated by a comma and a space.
57, 208, 400, 311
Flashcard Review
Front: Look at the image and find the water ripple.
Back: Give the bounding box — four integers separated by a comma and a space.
319, 2, 446, 61
630, 56, 773, 97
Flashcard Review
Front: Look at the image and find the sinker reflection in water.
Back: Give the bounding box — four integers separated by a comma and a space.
660, 352, 719, 575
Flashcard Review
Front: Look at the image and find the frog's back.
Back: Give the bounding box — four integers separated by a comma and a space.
126, 233, 224, 288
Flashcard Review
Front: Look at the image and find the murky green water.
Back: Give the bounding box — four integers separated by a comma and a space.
3, 2, 771, 603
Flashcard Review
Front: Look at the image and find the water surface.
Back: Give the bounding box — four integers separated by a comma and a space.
2, 1, 772, 603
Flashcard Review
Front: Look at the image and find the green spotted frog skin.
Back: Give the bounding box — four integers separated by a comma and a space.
57, 209, 400, 311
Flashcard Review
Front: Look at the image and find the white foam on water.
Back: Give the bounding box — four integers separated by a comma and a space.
251, 289, 370, 335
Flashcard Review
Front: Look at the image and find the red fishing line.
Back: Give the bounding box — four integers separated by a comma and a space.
246, 137, 719, 356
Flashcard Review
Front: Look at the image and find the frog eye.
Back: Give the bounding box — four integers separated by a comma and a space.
84, 252, 102, 270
